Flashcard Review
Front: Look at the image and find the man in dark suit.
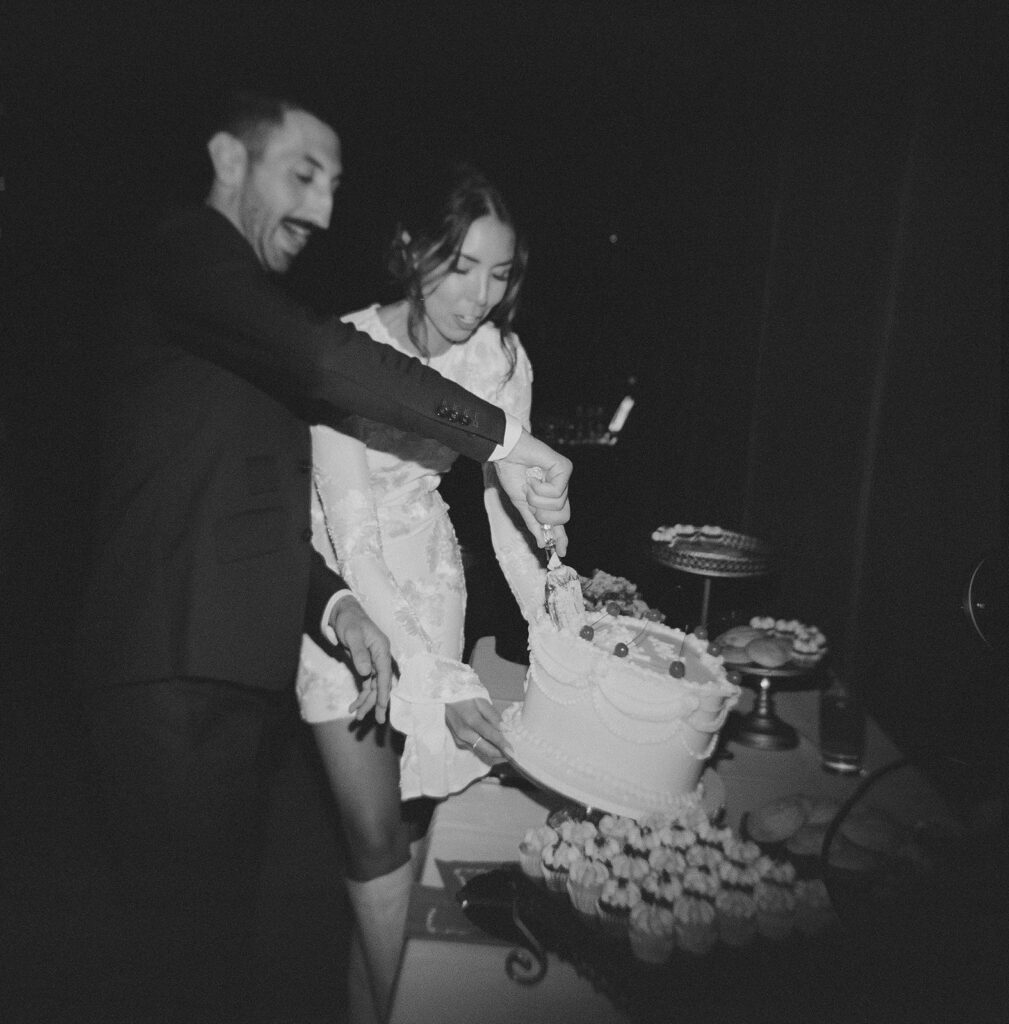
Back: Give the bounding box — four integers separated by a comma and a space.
73, 90, 570, 1022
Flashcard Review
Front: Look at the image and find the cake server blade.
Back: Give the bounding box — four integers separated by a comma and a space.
541, 525, 585, 630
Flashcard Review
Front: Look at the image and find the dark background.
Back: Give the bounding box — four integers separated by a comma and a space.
0, 2, 1004, 1020
3, 0, 1002, 762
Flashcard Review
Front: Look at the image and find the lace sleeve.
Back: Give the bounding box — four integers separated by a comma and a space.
483, 342, 548, 624
311, 421, 434, 658
311, 421, 490, 799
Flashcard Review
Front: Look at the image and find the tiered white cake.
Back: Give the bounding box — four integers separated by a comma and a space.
501, 612, 741, 818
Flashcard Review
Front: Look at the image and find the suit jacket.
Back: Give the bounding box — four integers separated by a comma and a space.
75, 205, 507, 691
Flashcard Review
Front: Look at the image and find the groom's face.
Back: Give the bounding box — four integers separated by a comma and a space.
237, 109, 343, 272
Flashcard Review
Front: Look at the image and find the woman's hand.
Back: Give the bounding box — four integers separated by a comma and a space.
446, 697, 511, 763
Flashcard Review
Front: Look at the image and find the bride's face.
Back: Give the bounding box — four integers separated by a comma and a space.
421, 215, 515, 348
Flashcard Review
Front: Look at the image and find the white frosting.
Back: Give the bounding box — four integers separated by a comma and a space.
501, 612, 741, 817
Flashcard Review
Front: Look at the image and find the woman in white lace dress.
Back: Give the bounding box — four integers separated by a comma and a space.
295, 164, 545, 1022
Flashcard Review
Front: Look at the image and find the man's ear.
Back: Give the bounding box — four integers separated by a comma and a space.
207, 132, 248, 187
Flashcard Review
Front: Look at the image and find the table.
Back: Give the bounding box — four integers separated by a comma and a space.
388, 639, 954, 1024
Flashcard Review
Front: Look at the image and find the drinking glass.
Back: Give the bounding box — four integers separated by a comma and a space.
819, 670, 866, 774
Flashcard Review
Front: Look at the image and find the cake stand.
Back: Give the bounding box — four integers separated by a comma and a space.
650, 529, 774, 629
731, 662, 813, 750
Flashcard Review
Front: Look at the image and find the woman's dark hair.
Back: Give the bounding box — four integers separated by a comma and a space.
387, 163, 528, 380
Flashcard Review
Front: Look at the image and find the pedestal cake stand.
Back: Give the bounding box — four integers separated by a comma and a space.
650, 528, 774, 629
732, 662, 813, 750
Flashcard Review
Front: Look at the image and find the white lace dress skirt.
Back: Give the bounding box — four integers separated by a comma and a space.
297, 496, 466, 724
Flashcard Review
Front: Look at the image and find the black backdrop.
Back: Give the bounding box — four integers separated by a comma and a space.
2, 2, 1004, 772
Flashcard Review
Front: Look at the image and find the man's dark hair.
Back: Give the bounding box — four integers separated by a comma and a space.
207, 89, 326, 159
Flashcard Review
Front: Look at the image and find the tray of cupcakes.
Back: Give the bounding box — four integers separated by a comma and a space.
456, 799, 860, 1023
510, 798, 842, 965
467, 778, 1006, 1020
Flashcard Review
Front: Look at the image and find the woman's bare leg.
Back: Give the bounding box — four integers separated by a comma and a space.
312, 716, 410, 880
313, 716, 412, 1023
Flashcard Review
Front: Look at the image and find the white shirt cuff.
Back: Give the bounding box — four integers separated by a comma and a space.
321, 589, 355, 644
487, 413, 522, 462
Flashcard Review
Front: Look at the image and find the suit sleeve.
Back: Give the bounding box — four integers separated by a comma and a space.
481, 343, 548, 622
152, 213, 506, 462
303, 548, 350, 654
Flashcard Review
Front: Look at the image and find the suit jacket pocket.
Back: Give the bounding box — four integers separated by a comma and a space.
215, 507, 289, 563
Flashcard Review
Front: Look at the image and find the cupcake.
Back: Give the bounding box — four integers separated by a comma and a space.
754, 881, 796, 940
700, 843, 726, 873
610, 852, 651, 885
641, 871, 682, 910
518, 824, 557, 881
642, 823, 676, 852
628, 901, 676, 964
647, 846, 683, 878
715, 888, 757, 947
598, 813, 635, 841
672, 894, 718, 955
790, 626, 827, 668
638, 811, 676, 836
682, 866, 720, 902
717, 859, 751, 893
684, 843, 709, 871
586, 832, 624, 864
558, 818, 598, 850
677, 803, 710, 832
566, 858, 610, 920
762, 859, 796, 887
693, 819, 718, 847
623, 823, 646, 853
597, 878, 642, 937
541, 839, 583, 893
794, 878, 837, 935
708, 825, 735, 851
573, 819, 600, 851
668, 825, 698, 853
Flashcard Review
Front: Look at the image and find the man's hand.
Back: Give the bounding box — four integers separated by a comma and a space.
328, 597, 394, 723
446, 697, 510, 763
495, 430, 571, 556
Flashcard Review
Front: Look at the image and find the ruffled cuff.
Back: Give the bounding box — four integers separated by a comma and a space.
389, 651, 492, 800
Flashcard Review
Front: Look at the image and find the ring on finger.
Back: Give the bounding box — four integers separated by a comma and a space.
470, 737, 483, 754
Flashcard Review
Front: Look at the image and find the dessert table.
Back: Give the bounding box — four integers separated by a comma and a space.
388, 638, 956, 1024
